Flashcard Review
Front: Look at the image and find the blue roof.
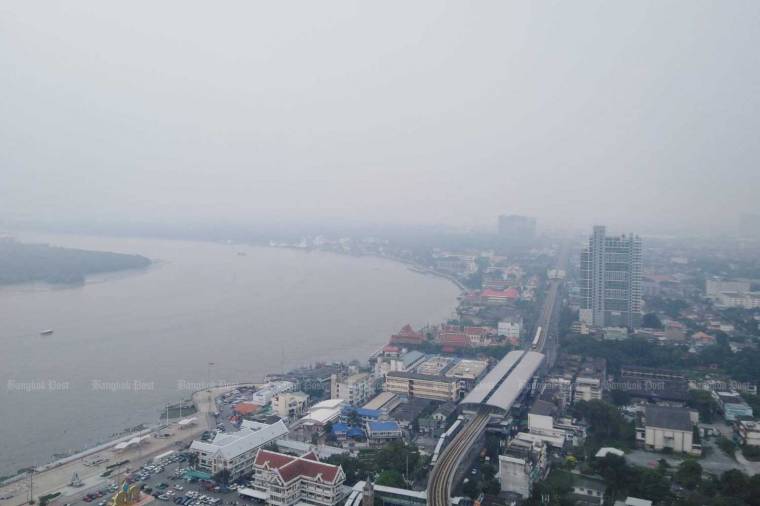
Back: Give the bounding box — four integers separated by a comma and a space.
332, 422, 365, 438
368, 421, 401, 432
347, 427, 365, 438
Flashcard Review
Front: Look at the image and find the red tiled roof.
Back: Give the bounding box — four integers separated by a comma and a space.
440, 333, 469, 348
301, 451, 319, 461
255, 449, 294, 469
255, 449, 341, 484
464, 326, 489, 336
383, 345, 400, 353
390, 324, 424, 344
279, 458, 340, 483
480, 288, 519, 299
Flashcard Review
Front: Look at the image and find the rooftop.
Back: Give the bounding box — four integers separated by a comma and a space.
190, 420, 288, 460
254, 449, 343, 484
645, 405, 693, 432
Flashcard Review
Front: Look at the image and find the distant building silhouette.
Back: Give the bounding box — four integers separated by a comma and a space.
497, 215, 536, 246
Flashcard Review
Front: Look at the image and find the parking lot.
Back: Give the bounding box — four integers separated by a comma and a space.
56, 452, 250, 506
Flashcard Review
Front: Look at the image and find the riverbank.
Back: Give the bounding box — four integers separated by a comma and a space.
0, 383, 257, 506
1, 232, 460, 478
269, 244, 469, 293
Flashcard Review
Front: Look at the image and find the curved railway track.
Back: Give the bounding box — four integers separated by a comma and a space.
427, 264, 564, 505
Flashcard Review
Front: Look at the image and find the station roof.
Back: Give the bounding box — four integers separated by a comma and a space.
461, 350, 524, 406
484, 351, 544, 412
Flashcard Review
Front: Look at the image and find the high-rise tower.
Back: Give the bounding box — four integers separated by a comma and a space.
580, 226, 642, 328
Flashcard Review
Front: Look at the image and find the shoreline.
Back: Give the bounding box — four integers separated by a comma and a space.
0, 383, 259, 506
269, 244, 469, 294
0, 235, 462, 482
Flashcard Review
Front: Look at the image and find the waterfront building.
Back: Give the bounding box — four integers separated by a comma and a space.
580, 226, 642, 329
190, 420, 289, 480
251, 449, 346, 506
330, 372, 371, 406
389, 324, 426, 346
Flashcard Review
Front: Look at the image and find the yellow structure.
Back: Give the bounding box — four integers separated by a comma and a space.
111, 481, 141, 506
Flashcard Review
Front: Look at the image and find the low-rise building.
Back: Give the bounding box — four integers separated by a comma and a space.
574, 358, 606, 403
614, 497, 652, 506
251, 381, 297, 406
641, 405, 699, 455
480, 288, 520, 305
498, 437, 546, 498
362, 391, 401, 413
498, 317, 522, 341
384, 371, 461, 402
706, 279, 751, 299
737, 419, 760, 446
444, 359, 489, 389
190, 420, 289, 480
366, 421, 403, 443
251, 449, 346, 506
272, 391, 310, 419
570, 474, 607, 506
715, 291, 760, 309
714, 391, 754, 422
603, 327, 628, 341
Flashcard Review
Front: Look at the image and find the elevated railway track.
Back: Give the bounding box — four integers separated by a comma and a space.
427, 254, 565, 505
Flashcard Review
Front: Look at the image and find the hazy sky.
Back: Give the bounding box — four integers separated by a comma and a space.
2, 1, 759, 233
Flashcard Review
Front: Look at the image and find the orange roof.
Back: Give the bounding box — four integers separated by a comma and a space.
480, 288, 519, 299
233, 403, 260, 415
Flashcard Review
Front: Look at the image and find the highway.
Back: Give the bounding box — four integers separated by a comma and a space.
426, 254, 565, 505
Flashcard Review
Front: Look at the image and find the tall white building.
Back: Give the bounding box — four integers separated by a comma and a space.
580, 226, 642, 328
330, 372, 371, 406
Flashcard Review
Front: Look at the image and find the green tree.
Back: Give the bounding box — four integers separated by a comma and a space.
462, 479, 479, 499
642, 312, 664, 329
719, 469, 749, 499
634, 468, 670, 503
675, 460, 703, 490
375, 470, 406, 488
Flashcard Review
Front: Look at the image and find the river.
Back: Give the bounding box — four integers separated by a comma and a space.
0, 233, 459, 476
